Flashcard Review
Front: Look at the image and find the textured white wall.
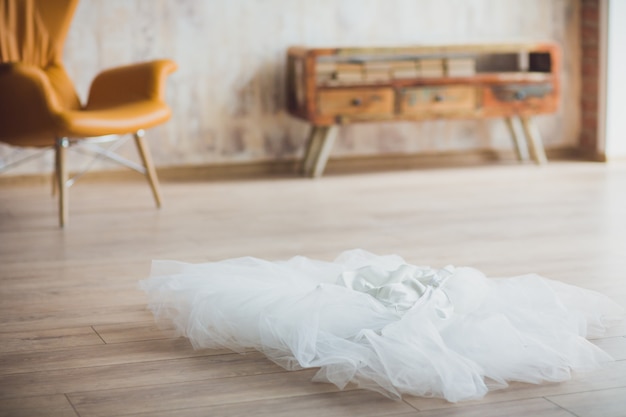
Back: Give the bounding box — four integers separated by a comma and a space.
605, 0, 626, 158
1, 0, 581, 175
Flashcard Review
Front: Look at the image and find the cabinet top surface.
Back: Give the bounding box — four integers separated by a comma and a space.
289, 42, 559, 56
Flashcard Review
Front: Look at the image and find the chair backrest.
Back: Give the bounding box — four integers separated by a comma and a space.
0, 0, 79, 66
0, 0, 81, 144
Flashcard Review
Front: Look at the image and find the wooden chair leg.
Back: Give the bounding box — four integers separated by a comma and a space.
133, 130, 162, 208
55, 138, 69, 227
51, 170, 57, 196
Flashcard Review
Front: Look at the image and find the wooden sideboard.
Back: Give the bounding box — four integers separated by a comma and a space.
286, 43, 561, 177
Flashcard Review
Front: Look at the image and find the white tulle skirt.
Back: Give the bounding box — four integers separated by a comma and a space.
140, 249, 624, 402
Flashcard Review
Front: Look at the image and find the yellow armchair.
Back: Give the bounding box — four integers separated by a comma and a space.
0, 0, 177, 227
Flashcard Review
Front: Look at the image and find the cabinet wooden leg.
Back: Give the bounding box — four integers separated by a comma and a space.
301, 126, 324, 176
505, 116, 530, 162
311, 126, 338, 178
520, 116, 548, 165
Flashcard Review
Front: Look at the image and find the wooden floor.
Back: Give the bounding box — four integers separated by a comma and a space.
1, 161, 625, 417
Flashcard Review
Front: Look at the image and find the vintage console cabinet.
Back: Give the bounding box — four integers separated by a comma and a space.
286, 43, 560, 177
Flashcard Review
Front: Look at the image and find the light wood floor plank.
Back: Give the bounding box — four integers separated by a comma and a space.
0, 338, 230, 375
89, 390, 417, 417
547, 386, 626, 417
67, 370, 352, 417
413, 398, 576, 417
0, 352, 283, 399
0, 326, 104, 353
0, 304, 154, 334
92, 321, 178, 344
0, 394, 78, 417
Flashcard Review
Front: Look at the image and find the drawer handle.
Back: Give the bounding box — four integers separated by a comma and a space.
514, 91, 526, 100
351, 98, 363, 106
433, 94, 444, 102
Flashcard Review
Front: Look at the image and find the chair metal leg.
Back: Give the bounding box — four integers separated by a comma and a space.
133, 130, 162, 208
55, 138, 69, 227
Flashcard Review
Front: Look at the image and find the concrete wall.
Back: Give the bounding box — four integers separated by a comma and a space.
1, 0, 581, 175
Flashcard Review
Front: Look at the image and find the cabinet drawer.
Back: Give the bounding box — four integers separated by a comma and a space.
481, 83, 557, 115
400, 86, 477, 115
489, 83, 553, 102
317, 88, 394, 117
